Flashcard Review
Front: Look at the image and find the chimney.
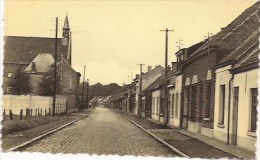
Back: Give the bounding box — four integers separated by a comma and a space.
148, 66, 152, 72
31, 62, 36, 73
135, 74, 140, 79
171, 62, 177, 72
167, 65, 171, 71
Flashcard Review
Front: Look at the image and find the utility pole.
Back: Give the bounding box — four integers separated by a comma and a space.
52, 17, 58, 116
81, 65, 86, 111
86, 79, 89, 109
160, 28, 173, 125
138, 64, 145, 117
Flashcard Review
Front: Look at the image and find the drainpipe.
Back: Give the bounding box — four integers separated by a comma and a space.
227, 73, 234, 145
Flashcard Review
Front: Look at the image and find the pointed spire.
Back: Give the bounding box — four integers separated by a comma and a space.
63, 13, 70, 29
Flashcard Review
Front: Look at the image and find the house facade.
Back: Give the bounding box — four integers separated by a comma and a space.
213, 30, 259, 151
133, 65, 164, 116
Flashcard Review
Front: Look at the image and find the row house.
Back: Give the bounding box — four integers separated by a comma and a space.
171, 2, 259, 152
144, 63, 176, 123
133, 65, 164, 116
115, 1, 258, 153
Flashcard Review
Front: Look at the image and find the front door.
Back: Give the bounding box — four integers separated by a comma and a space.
182, 87, 189, 129
232, 87, 239, 145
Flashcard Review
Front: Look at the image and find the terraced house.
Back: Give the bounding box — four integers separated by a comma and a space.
172, 2, 259, 152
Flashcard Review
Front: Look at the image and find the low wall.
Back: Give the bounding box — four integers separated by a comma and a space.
2, 95, 67, 116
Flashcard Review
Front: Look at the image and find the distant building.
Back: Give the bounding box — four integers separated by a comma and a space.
134, 65, 165, 116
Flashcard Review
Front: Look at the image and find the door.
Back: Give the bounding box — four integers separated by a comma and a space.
182, 87, 189, 129
232, 87, 239, 145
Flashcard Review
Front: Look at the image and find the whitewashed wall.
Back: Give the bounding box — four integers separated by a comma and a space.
2, 95, 67, 116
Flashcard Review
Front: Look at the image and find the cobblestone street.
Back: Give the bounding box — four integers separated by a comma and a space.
24, 108, 176, 157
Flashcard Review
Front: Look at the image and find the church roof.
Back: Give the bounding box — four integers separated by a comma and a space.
63, 15, 70, 29
4, 36, 69, 64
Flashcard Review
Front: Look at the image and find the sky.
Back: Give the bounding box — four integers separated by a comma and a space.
4, 0, 256, 85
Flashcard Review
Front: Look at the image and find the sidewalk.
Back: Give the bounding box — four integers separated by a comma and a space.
2, 109, 93, 151
121, 112, 255, 159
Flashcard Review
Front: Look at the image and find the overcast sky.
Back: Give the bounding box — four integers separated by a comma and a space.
4, 0, 256, 85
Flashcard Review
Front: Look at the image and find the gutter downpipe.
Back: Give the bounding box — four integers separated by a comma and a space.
227, 72, 234, 145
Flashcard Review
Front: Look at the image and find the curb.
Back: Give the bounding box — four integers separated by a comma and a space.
6, 114, 88, 152
121, 114, 190, 158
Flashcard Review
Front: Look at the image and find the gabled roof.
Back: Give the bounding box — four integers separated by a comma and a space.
145, 74, 165, 92
4, 36, 69, 64
141, 65, 164, 81
189, 2, 259, 59
24, 53, 54, 73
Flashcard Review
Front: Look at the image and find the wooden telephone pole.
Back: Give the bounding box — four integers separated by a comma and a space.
160, 28, 173, 125
138, 64, 145, 117
52, 17, 58, 116
81, 65, 86, 111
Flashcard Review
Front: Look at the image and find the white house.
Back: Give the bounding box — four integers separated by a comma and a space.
214, 29, 259, 152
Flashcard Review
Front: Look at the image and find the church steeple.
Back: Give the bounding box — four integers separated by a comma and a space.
62, 14, 70, 39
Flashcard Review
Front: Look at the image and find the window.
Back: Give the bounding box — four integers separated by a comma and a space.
69, 76, 72, 89
219, 85, 225, 125
156, 97, 159, 115
160, 97, 164, 114
152, 97, 155, 115
7, 73, 12, 78
171, 94, 175, 115
205, 81, 211, 118
250, 88, 258, 132
175, 93, 179, 117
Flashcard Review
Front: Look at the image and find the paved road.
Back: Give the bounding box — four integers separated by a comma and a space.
24, 108, 176, 157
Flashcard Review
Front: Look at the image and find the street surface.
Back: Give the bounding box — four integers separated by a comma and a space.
24, 108, 176, 157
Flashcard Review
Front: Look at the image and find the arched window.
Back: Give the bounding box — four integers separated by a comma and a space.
191, 75, 198, 84
206, 70, 212, 80
185, 78, 191, 86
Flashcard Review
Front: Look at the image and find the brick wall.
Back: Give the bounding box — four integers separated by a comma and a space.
58, 61, 81, 111
182, 51, 218, 129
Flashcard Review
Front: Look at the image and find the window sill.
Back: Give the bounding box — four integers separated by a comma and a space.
217, 124, 225, 128
247, 132, 257, 138
203, 118, 210, 121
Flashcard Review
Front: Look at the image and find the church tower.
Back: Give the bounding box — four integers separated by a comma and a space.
62, 14, 72, 65
62, 14, 70, 46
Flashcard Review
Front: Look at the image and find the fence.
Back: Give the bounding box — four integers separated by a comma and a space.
2, 95, 67, 117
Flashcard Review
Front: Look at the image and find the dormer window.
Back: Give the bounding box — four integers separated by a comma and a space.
7, 73, 12, 78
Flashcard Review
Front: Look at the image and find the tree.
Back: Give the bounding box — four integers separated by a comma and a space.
38, 71, 62, 96
9, 68, 31, 95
